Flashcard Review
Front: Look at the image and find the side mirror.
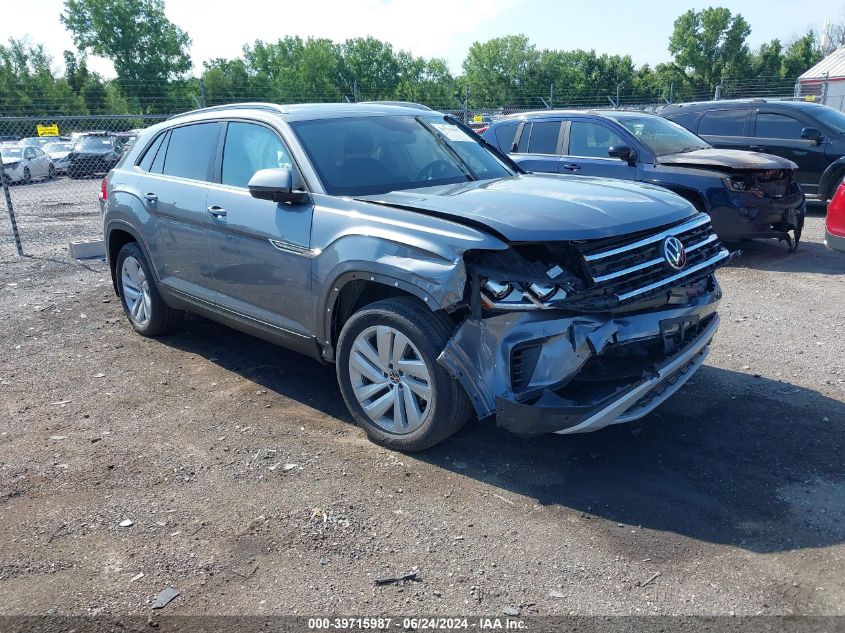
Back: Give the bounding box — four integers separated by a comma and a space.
801, 127, 823, 143
248, 168, 308, 204
608, 145, 636, 165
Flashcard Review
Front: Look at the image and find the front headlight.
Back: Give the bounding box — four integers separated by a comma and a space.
722, 176, 748, 191
481, 278, 569, 309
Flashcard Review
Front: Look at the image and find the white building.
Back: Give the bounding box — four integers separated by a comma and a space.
797, 47, 845, 111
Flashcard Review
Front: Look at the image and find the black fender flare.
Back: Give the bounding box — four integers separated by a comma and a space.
660, 184, 709, 212
104, 220, 157, 294
819, 157, 845, 200
316, 266, 443, 360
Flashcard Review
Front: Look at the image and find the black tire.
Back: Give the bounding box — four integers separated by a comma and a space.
336, 296, 472, 452
47, 164, 56, 180
22, 168, 31, 184
115, 241, 184, 337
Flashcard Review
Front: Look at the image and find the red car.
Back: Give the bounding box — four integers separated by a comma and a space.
826, 182, 845, 252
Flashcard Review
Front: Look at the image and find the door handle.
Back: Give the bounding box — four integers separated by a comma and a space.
749, 145, 766, 152
143, 192, 158, 204
207, 205, 227, 218
562, 163, 581, 172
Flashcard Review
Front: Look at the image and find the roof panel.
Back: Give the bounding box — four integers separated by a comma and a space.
799, 47, 845, 80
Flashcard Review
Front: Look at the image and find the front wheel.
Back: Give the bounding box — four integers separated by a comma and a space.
22, 168, 31, 184
336, 297, 472, 452
115, 242, 184, 337
47, 164, 56, 180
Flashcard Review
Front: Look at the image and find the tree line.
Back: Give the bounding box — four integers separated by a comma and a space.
0, 0, 834, 116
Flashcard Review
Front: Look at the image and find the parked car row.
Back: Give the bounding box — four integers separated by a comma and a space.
0, 130, 139, 183
481, 109, 807, 249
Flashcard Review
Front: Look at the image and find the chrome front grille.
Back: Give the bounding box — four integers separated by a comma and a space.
581, 214, 728, 305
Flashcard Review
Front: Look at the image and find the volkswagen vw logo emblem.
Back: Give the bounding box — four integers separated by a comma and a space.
662, 236, 687, 270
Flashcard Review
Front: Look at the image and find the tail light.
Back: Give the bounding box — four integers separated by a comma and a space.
827, 182, 845, 238
99, 177, 108, 202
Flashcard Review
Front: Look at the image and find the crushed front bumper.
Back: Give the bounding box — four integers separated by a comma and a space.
708, 188, 805, 250
497, 313, 718, 435
438, 280, 721, 437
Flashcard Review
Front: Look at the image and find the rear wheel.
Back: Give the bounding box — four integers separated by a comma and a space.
336, 296, 472, 452
116, 242, 184, 337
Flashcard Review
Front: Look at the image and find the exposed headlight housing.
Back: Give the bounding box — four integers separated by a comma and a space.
481, 278, 569, 310
483, 279, 512, 300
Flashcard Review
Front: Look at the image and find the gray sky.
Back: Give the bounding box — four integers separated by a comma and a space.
2, 0, 843, 77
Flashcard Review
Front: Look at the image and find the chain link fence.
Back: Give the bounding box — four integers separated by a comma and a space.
0, 76, 818, 260
0, 115, 167, 260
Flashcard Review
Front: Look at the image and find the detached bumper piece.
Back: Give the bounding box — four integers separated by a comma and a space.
495, 313, 719, 436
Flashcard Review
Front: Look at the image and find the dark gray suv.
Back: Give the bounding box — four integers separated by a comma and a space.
103, 103, 728, 451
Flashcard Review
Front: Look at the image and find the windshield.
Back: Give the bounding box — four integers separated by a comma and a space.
611, 114, 710, 156
0, 147, 23, 159
289, 114, 514, 196
76, 136, 114, 150
811, 106, 845, 134
44, 142, 72, 152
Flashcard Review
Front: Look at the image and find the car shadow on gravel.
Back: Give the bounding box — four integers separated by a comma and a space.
156, 315, 844, 555
419, 366, 845, 554
723, 239, 845, 275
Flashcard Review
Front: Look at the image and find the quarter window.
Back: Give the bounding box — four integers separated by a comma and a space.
138, 133, 166, 172
568, 122, 626, 158
755, 113, 805, 139
222, 122, 293, 188
698, 109, 747, 136
493, 122, 518, 152
161, 123, 219, 181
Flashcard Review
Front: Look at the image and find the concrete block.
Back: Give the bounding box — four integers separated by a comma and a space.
69, 239, 106, 259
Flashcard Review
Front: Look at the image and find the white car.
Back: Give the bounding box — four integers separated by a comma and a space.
0, 145, 55, 183
42, 141, 74, 174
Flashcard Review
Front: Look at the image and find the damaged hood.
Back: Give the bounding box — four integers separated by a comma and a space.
357, 174, 696, 242
657, 148, 798, 171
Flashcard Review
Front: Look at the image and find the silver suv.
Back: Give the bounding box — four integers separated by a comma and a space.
103, 103, 728, 451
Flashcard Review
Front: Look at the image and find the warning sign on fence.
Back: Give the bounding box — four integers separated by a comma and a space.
36, 124, 60, 137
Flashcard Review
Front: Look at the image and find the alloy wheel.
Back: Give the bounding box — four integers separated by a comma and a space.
120, 255, 152, 327
347, 325, 433, 434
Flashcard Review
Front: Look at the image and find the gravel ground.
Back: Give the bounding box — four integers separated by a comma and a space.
0, 180, 844, 618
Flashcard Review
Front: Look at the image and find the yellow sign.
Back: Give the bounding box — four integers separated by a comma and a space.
473, 114, 483, 123
804, 95, 817, 102
36, 124, 59, 137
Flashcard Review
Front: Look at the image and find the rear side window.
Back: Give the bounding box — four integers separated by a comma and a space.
161, 123, 220, 181
755, 112, 805, 139
527, 121, 562, 154
138, 133, 166, 172
493, 122, 518, 152
698, 109, 747, 136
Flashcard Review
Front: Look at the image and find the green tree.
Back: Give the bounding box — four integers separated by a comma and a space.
462, 35, 540, 106
61, 0, 192, 110
781, 31, 823, 78
668, 7, 752, 90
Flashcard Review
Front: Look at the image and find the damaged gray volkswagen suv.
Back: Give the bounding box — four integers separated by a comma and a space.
103, 103, 729, 451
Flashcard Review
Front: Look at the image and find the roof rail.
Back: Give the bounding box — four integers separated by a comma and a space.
167, 102, 287, 120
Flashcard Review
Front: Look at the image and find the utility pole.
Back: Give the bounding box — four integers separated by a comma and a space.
464, 83, 469, 123
353, 79, 360, 103
669, 82, 674, 105
714, 77, 724, 100
198, 77, 207, 108
550, 83, 554, 109
616, 83, 621, 109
